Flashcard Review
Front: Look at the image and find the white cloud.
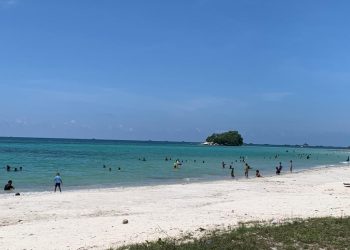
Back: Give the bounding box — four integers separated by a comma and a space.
15, 118, 27, 126
64, 119, 77, 125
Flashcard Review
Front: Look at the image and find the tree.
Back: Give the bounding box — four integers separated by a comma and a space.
206, 131, 243, 146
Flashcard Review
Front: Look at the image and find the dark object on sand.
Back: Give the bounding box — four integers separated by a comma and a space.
15, 193, 20, 196
122, 219, 128, 224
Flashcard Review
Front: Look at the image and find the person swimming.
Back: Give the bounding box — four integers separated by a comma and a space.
4, 180, 15, 191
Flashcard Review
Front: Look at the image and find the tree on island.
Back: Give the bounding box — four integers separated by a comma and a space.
206, 130, 243, 146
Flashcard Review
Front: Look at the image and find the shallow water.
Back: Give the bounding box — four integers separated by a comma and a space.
0, 137, 349, 192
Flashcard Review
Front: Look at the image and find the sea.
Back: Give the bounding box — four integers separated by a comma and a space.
0, 137, 349, 193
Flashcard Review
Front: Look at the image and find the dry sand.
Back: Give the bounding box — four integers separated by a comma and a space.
1, 165, 350, 250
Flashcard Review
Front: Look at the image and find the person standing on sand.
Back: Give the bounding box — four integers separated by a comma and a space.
290, 160, 293, 172
54, 173, 63, 192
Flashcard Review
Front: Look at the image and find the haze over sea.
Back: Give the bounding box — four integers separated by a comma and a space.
1, 137, 349, 193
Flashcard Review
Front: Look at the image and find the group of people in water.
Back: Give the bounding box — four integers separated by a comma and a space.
167, 154, 302, 179
103, 164, 121, 171
3, 154, 349, 193
3, 165, 22, 192
5, 165, 23, 172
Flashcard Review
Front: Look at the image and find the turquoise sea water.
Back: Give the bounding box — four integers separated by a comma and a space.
0, 137, 349, 192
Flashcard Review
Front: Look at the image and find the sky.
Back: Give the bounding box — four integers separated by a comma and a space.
0, 0, 350, 146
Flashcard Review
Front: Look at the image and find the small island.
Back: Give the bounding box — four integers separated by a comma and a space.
204, 130, 243, 146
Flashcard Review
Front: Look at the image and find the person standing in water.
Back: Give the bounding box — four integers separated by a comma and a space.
54, 173, 63, 192
290, 160, 293, 173
244, 163, 252, 178
231, 167, 235, 178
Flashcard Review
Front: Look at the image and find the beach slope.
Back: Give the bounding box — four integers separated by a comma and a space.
1, 166, 350, 250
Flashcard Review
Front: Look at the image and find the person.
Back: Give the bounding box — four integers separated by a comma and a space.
256, 170, 262, 177
6, 165, 10, 171
244, 163, 252, 178
4, 180, 15, 191
347, 156, 349, 162
231, 167, 235, 178
276, 165, 282, 175
54, 173, 63, 192
222, 161, 226, 168
289, 160, 293, 173
19, 167, 23, 171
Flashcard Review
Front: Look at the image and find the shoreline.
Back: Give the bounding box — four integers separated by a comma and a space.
2, 162, 349, 195
1, 165, 350, 249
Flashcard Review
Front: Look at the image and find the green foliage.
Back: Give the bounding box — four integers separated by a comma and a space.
206, 130, 243, 146
116, 217, 350, 250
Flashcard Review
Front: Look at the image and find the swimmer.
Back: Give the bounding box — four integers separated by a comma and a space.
4, 180, 15, 191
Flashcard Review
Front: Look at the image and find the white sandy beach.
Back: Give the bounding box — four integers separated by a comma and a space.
1, 165, 350, 250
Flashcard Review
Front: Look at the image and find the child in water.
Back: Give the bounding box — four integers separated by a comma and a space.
256, 170, 262, 177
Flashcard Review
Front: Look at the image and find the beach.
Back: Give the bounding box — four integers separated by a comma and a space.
1, 165, 350, 250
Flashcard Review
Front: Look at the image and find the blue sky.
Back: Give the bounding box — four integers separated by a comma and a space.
0, 0, 349, 146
